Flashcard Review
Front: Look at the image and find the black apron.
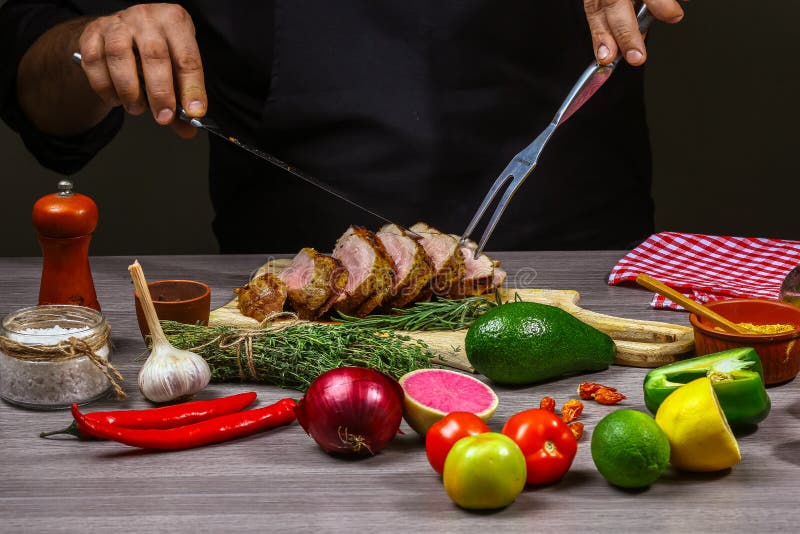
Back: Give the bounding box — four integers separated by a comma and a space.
173, 1, 655, 252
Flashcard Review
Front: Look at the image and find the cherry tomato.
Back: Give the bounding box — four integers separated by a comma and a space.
443, 432, 527, 510
425, 412, 490, 474
502, 408, 578, 485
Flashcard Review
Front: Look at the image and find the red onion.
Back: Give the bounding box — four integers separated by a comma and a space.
295, 367, 404, 456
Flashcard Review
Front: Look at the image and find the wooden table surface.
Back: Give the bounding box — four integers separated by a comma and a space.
2, 252, 799, 533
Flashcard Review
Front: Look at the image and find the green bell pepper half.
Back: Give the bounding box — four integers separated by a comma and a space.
643, 347, 771, 427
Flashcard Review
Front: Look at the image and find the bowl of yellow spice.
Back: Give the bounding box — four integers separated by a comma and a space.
690, 298, 800, 385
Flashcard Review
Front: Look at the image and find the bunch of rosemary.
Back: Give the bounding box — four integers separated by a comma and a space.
161, 321, 433, 391
336, 295, 498, 331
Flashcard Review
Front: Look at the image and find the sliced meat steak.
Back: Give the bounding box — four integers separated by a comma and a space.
376, 224, 434, 309
449, 245, 496, 297
445, 236, 502, 297
333, 226, 396, 316
409, 222, 465, 298
453, 236, 508, 296
278, 248, 348, 320
234, 272, 287, 322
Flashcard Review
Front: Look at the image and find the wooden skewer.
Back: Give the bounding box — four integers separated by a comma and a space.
635, 273, 753, 335
129, 260, 167, 341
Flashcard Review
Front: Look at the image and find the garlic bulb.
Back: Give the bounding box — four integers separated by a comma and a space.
136, 338, 211, 403
129, 261, 211, 402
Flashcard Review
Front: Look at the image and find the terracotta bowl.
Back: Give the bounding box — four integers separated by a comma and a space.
689, 298, 800, 385
134, 280, 211, 339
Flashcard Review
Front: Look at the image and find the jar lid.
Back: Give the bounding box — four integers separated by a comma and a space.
32, 180, 99, 237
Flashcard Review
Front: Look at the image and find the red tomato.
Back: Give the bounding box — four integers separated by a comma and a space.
426, 412, 490, 474
502, 408, 578, 485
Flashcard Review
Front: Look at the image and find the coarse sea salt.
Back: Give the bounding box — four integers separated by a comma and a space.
16, 325, 88, 343
0, 306, 112, 410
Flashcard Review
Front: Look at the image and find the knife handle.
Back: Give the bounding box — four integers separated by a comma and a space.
636, 4, 656, 35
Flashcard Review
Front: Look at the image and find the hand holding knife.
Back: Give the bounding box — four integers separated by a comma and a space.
71, 51, 412, 233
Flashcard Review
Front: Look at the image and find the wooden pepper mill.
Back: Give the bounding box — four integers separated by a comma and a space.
32, 179, 100, 311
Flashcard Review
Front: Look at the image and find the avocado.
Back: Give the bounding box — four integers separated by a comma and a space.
465, 301, 616, 385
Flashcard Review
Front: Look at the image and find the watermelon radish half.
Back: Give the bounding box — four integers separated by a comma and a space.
398, 369, 499, 435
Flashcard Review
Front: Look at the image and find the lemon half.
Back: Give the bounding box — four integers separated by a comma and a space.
655, 377, 741, 472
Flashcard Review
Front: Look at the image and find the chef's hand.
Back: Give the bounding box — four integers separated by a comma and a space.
78, 3, 205, 138
584, 0, 688, 66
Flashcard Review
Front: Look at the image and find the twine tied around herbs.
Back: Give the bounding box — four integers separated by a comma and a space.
0, 323, 126, 399
189, 311, 303, 381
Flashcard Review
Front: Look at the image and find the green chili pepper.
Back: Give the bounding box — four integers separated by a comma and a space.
643, 347, 771, 428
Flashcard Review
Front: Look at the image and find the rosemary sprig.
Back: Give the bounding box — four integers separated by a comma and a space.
161, 321, 432, 391
336, 296, 497, 331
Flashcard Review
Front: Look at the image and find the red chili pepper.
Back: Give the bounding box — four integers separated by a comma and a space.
578, 382, 614, 400
41, 392, 258, 439
71, 398, 297, 450
539, 396, 556, 413
568, 422, 584, 441
561, 399, 584, 423
594, 388, 626, 405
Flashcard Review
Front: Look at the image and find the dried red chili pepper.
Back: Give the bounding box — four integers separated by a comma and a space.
42, 392, 258, 439
71, 398, 297, 450
540, 396, 556, 413
594, 388, 626, 405
577, 382, 617, 400
568, 422, 584, 440
561, 399, 584, 423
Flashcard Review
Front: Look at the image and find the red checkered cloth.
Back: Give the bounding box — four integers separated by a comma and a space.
608, 232, 800, 310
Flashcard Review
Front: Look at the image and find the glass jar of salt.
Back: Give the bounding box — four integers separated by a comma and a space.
0, 305, 118, 409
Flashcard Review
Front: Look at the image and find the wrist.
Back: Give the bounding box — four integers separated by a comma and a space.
17, 17, 112, 136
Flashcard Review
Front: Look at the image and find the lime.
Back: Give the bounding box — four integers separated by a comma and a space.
655, 377, 741, 472
591, 409, 670, 488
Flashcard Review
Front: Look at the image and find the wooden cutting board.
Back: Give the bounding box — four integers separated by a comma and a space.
209, 259, 694, 370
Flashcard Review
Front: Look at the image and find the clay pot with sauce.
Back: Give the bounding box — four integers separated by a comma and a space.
690, 298, 800, 385
134, 280, 211, 339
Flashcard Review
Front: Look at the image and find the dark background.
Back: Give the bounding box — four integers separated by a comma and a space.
1, 1, 796, 256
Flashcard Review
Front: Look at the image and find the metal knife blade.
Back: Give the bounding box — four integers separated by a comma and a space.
71, 51, 411, 233
176, 110, 412, 231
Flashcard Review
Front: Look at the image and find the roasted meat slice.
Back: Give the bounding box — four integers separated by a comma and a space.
332, 226, 396, 316
376, 224, 434, 309
449, 235, 507, 296
234, 272, 287, 322
278, 248, 348, 320
449, 245, 496, 297
409, 222, 465, 299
